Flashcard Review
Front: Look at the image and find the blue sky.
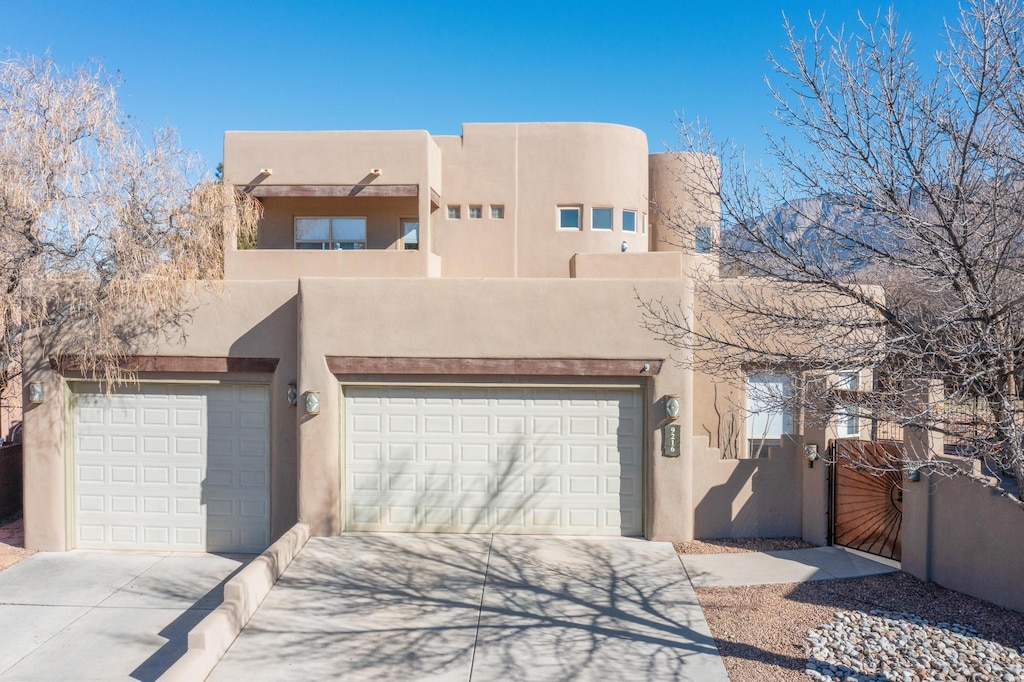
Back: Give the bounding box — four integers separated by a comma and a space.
3, 1, 959, 173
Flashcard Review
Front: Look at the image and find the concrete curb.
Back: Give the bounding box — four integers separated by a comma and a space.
158, 523, 311, 682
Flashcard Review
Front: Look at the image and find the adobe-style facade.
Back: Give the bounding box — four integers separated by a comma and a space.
21, 122, 834, 553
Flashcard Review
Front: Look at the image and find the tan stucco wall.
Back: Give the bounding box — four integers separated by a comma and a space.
224, 130, 436, 188
903, 470, 1024, 612
570, 253, 683, 279
294, 276, 695, 541
22, 282, 300, 551
690, 434, 805, 539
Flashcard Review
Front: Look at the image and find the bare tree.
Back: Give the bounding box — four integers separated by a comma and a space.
0, 55, 259, 421
642, 1, 1024, 495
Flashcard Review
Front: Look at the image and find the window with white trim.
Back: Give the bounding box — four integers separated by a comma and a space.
490, 205, 505, 219
468, 205, 482, 219
401, 218, 419, 251
558, 206, 581, 230
622, 210, 637, 233
592, 207, 613, 230
295, 217, 366, 250
448, 205, 461, 219
746, 373, 794, 458
836, 372, 860, 438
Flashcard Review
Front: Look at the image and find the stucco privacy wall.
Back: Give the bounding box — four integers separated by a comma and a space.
21, 282, 299, 551
690, 435, 805, 539
903, 472, 1024, 613
295, 276, 696, 541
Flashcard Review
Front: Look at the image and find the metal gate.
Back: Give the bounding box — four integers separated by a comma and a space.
830, 439, 904, 561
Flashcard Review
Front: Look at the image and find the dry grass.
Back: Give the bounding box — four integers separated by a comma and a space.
697, 572, 1024, 681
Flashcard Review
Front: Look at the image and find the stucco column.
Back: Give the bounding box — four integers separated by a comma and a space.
900, 379, 944, 581
296, 278, 342, 536
21, 339, 68, 551
801, 403, 837, 546
647, 280, 694, 541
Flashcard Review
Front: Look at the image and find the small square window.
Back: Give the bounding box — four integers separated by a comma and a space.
695, 225, 713, 253
622, 210, 637, 233
448, 205, 461, 219
558, 206, 581, 230
468, 205, 482, 219
490, 205, 504, 219
592, 207, 613, 230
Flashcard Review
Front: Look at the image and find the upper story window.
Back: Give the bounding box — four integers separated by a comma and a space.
695, 225, 713, 254
558, 206, 581, 230
295, 217, 366, 250
401, 218, 419, 251
592, 207, 613, 231
448, 205, 461, 219
622, 210, 637, 233
468, 205, 483, 219
746, 373, 793, 458
490, 205, 505, 219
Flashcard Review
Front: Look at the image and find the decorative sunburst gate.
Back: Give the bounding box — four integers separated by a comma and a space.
830, 439, 904, 561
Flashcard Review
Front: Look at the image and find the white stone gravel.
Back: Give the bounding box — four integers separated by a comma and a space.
804, 610, 1024, 681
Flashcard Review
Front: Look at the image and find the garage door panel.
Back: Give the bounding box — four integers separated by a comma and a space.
73, 384, 270, 553
345, 386, 643, 535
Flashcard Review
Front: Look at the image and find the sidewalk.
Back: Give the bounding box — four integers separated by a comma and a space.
679, 546, 898, 588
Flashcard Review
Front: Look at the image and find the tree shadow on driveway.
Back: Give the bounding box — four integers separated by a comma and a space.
208, 534, 729, 681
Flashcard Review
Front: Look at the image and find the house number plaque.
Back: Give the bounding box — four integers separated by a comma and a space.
662, 424, 680, 457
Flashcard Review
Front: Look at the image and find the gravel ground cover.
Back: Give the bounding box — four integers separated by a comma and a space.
696, 572, 1024, 681
675, 537, 817, 555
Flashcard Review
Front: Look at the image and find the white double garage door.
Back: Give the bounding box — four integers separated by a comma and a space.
71, 383, 644, 552
344, 386, 644, 536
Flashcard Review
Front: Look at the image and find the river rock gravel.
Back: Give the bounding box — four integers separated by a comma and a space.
804, 610, 1024, 681
695, 572, 1024, 682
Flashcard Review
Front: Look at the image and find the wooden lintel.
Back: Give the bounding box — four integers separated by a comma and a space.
326, 357, 662, 377
50, 355, 279, 374
249, 184, 418, 199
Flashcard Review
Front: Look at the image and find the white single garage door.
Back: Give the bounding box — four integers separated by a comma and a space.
73, 384, 270, 552
344, 386, 643, 535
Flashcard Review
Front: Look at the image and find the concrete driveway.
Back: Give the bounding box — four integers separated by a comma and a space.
210, 534, 728, 681
0, 550, 248, 681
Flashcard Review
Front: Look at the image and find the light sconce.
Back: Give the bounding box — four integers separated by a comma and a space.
303, 391, 321, 416
287, 383, 298, 406
27, 382, 44, 404
370, 168, 382, 176
664, 395, 681, 421
907, 467, 921, 483
258, 168, 273, 176
805, 444, 819, 468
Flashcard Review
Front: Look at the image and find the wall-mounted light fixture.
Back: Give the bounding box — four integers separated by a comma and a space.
304, 391, 321, 416
907, 467, 921, 482
258, 168, 273, 176
804, 444, 819, 468
27, 382, 44, 404
664, 395, 681, 421
287, 383, 298, 406
370, 168, 382, 176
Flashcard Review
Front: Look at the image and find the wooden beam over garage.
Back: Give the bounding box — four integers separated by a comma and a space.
326, 357, 662, 377
249, 184, 418, 198
51, 355, 280, 374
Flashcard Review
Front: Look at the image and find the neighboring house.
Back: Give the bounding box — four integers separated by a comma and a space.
20, 122, 848, 554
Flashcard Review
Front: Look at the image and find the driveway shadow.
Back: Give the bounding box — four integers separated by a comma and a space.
209, 535, 729, 681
